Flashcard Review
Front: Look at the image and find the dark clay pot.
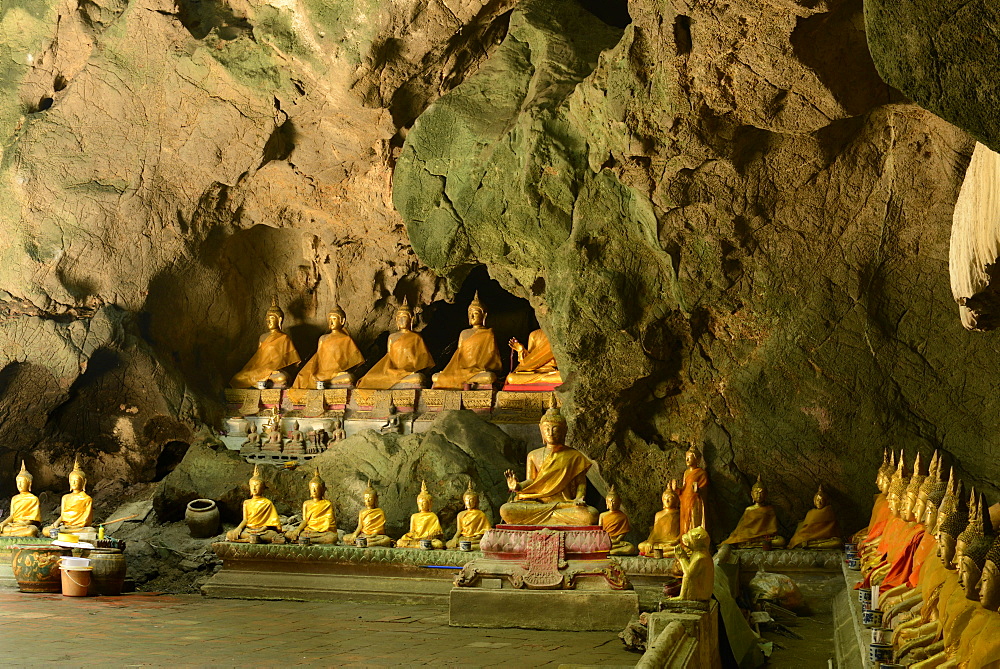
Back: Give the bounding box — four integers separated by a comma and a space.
185, 499, 220, 538
88, 548, 126, 596
11, 545, 70, 592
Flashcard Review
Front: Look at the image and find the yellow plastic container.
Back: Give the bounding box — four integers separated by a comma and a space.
57, 532, 79, 544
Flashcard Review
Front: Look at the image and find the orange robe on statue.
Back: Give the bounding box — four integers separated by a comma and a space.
455, 509, 491, 538
357, 331, 434, 389
432, 328, 501, 389
601, 510, 631, 540
231, 331, 301, 388
293, 331, 364, 388
722, 505, 779, 545
859, 493, 889, 545
679, 467, 708, 536
789, 505, 841, 548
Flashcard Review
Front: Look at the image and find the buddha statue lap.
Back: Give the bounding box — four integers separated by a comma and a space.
285, 470, 338, 544
0, 461, 41, 537
504, 328, 562, 388
599, 486, 637, 556
284, 421, 306, 455
722, 475, 786, 549
446, 482, 491, 550
789, 484, 842, 549
230, 297, 302, 389
344, 481, 393, 547
499, 405, 599, 526
357, 299, 433, 390
293, 305, 365, 388
432, 292, 501, 390
396, 481, 445, 549
673, 527, 714, 601
679, 445, 709, 537
639, 480, 681, 557
42, 456, 95, 539
225, 465, 285, 543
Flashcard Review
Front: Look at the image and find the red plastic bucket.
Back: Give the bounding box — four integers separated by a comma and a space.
60, 567, 92, 597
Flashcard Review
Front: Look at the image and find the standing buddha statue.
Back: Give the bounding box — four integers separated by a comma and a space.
285, 469, 338, 544
600, 486, 638, 556
230, 297, 302, 389
679, 445, 709, 537
504, 328, 562, 389
344, 481, 393, 547
0, 461, 42, 537
293, 305, 365, 388
432, 292, 501, 389
42, 456, 95, 538
396, 481, 445, 549
225, 465, 284, 543
722, 475, 786, 549
357, 298, 434, 389
446, 482, 491, 550
639, 480, 681, 557
789, 484, 842, 549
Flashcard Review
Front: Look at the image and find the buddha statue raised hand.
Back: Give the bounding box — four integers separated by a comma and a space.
432, 292, 501, 390
396, 481, 445, 549
0, 461, 41, 537
446, 481, 491, 550
499, 404, 599, 526
344, 481, 393, 547
789, 484, 842, 549
504, 328, 562, 389
293, 305, 365, 388
230, 297, 302, 389
285, 469, 338, 544
640, 480, 682, 557
357, 298, 434, 389
600, 486, 638, 556
225, 465, 284, 543
42, 456, 95, 538
722, 475, 786, 549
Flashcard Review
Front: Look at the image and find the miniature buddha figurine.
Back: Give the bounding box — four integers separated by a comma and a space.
230, 297, 302, 389
789, 484, 842, 549
293, 305, 365, 388
226, 465, 284, 543
504, 328, 562, 388
500, 404, 599, 526
357, 298, 434, 389
432, 292, 501, 389
330, 418, 346, 442
284, 421, 306, 455
679, 445, 709, 537
639, 481, 682, 557
344, 481, 393, 547
0, 461, 41, 537
722, 475, 786, 549
599, 486, 638, 556
239, 423, 262, 455
396, 481, 445, 549
285, 469, 338, 544
673, 527, 714, 601
42, 456, 95, 538
447, 482, 492, 550
262, 418, 284, 453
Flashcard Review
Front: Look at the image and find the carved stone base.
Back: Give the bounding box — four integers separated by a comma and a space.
449, 587, 639, 631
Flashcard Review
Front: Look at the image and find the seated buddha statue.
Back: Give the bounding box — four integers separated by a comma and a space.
600, 486, 638, 556
853, 449, 895, 544
262, 418, 284, 453
500, 405, 599, 526
396, 481, 445, 549
963, 538, 1000, 667
722, 475, 786, 549
957, 492, 995, 601
673, 527, 714, 601
0, 461, 41, 537
285, 469, 338, 544
344, 481, 393, 547
42, 456, 95, 539
225, 465, 285, 543
357, 298, 434, 389
239, 423, 262, 455
504, 328, 562, 389
432, 292, 501, 389
284, 421, 306, 455
680, 445, 709, 537
230, 297, 302, 389
293, 305, 365, 388
789, 484, 842, 549
446, 482, 491, 550
639, 480, 681, 557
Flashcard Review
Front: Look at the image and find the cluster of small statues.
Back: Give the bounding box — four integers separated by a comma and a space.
0, 457, 95, 539
229, 295, 562, 392
239, 411, 345, 456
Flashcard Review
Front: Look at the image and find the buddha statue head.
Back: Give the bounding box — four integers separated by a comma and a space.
68, 456, 87, 493
978, 538, 1000, 612
662, 481, 680, 510
902, 452, 926, 522
937, 480, 969, 570
914, 452, 942, 523
363, 480, 379, 509
249, 465, 265, 497
539, 402, 568, 445
957, 492, 994, 600
685, 445, 703, 469
416, 480, 433, 513
462, 481, 480, 511
876, 449, 893, 493
749, 475, 768, 506
921, 472, 949, 534
956, 489, 985, 564
887, 453, 908, 517
813, 484, 829, 510
265, 296, 284, 331
605, 485, 622, 513
328, 305, 347, 332
309, 469, 326, 500
15, 460, 32, 494
467, 291, 486, 327
395, 298, 414, 331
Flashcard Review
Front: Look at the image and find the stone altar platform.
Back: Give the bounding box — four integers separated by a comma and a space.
638, 600, 721, 669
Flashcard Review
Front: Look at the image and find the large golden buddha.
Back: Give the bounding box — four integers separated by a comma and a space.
230, 297, 302, 389
788, 484, 842, 549
293, 305, 364, 388
357, 299, 434, 389
42, 456, 95, 538
432, 292, 501, 389
722, 475, 786, 549
500, 405, 598, 526
504, 328, 562, 388
0, 461, 41, 537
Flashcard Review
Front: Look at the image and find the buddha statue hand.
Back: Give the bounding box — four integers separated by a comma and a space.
504, 469, 518, 492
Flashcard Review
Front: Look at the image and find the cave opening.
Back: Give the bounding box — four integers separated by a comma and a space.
575, 0, 631, 28
154, 440, 190, 481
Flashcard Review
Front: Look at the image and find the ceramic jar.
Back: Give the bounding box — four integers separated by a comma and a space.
185, 499, 221, 538
88, 548, 126, 596
11, 545, 71, 592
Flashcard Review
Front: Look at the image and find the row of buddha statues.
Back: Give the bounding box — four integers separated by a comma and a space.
229, 295, 562, 391
854, 449, 1000, 667
239, 413, 346, 456
0, 457, 94, 538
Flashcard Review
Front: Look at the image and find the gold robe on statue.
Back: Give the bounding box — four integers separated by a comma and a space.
722, 505, 778, 545
2, 493, 41, 536
231, 331, 301, 388
356, 508, 387, 536
244, 497, 281, 529
301, 499, 335, 533
293, 331, 364, 388
432, 328, 501, 389
640, 509, 681, 554
601, 510, 631, 540
60, 492, 94, 529
400, 512, 444, 541
456, 509, 491, 538
789, 505, 840, 548
500, 447, 597, 525
506, 329, 562, 385
357, 331, 434, 389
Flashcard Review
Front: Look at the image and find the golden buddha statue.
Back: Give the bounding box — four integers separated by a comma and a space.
396, 481, 445, 549
504, 328, 562, 388
446, 482, 491, 550
0, 461, 41, 537
357, 298, 434, 389
679, 445, 708, 537
599, 486, 638, 556
722, 475, 786, 549
788, 484, 842, 549
855, 449, 896, 545
500, 404, 599, 526
230, 297, 302, 389
293, 305, 365, 388
936, 472, 967, 570
42, 456, 95, 538
957, 492, 994, 601
979, 537, 1000, 611
225, 465, 284, 543
284, 469, 338, 544
432, 292, 501, 389
639, 480, 681, 557
673, 527, 714, 601
344, 481, 393, 547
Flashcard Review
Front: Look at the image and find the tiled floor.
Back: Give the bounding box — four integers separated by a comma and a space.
0, 592, 639, 667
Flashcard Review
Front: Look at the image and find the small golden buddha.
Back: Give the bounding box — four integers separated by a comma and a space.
396, 481, 445, 549
446, 481, 491, 550
357, 298, 434, 389
639, 481, 681, 557
789, 484, 842, 549
674, 527, 714, 601
344, 481, 393, 547
225, 465, 284, 543
293, 305, 365, 388
432, 292, 501, 389
285, 469, 337, 544
722, 475, 786, 549
504, 328, 562, 388
0, 461, 41, 537
599, 486, 638, 556
42, 456, 95, 538
500, 404, 599, 526
230, 297, 302, 389
679, 445, 709, 537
